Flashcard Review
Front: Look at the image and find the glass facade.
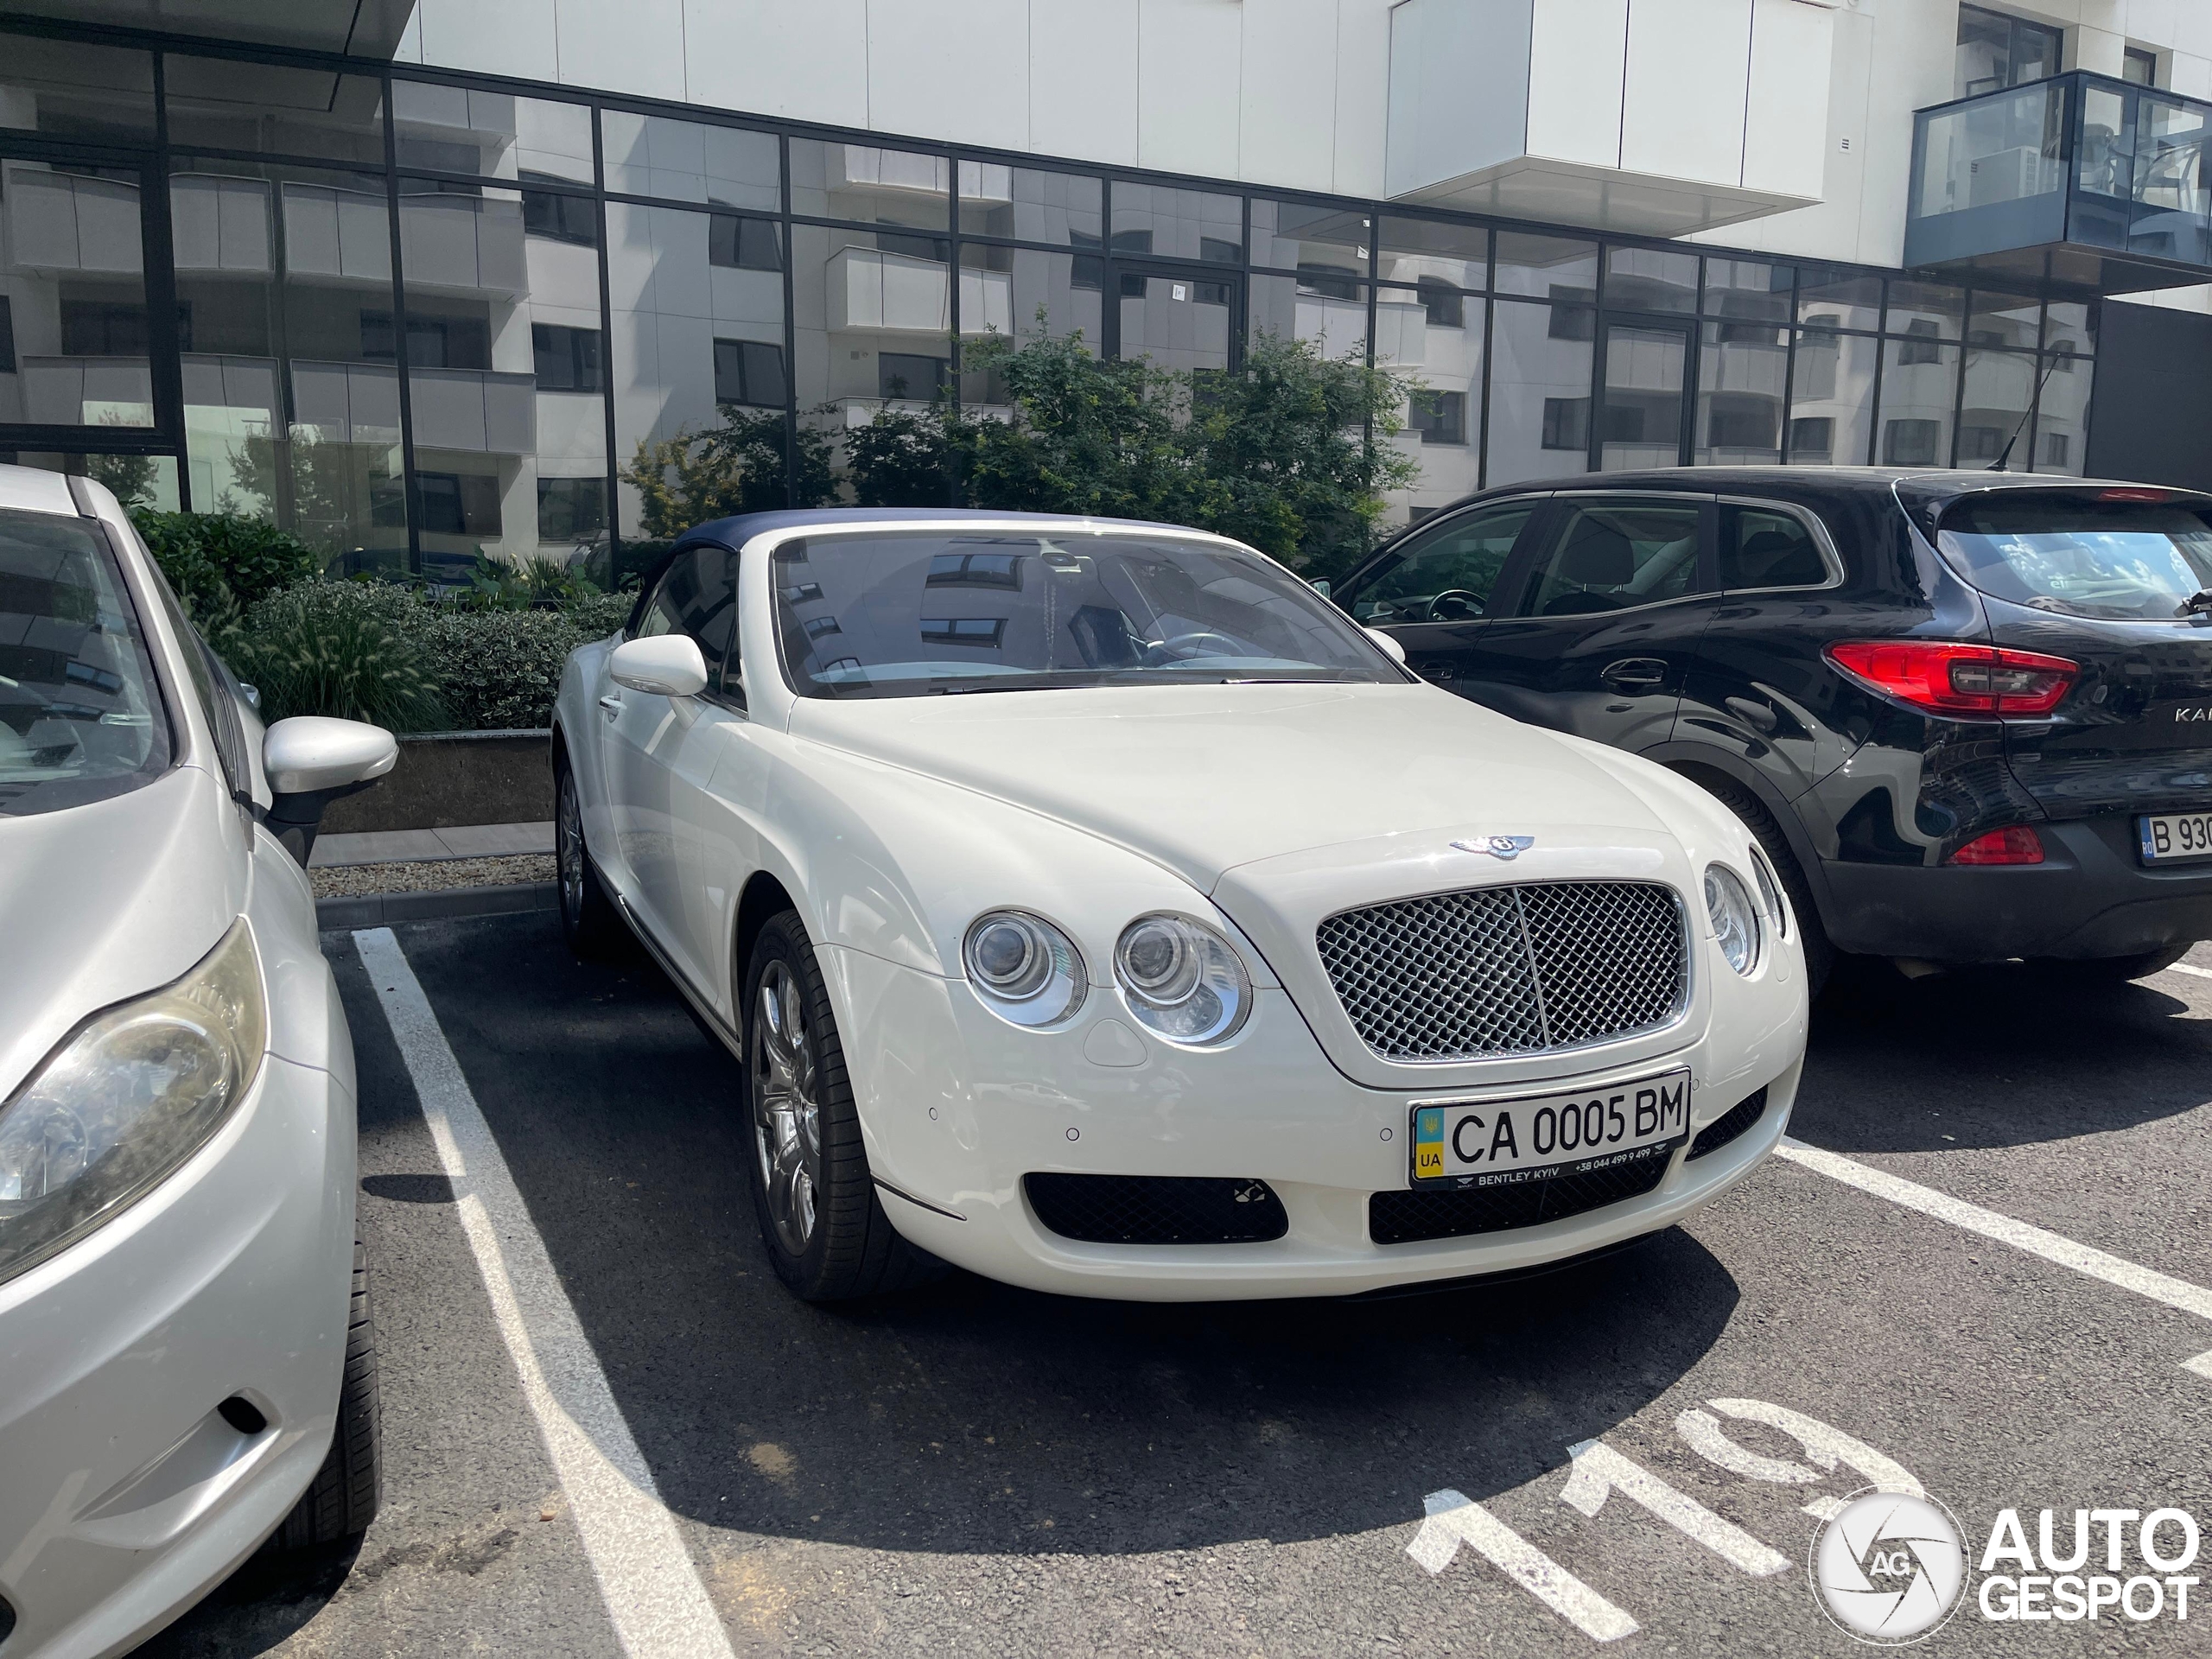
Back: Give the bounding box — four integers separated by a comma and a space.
0, 18, 2113, 572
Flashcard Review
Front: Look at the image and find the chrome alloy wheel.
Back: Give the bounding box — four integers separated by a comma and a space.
751, 961, 823, 1255
556, 772, 585, 925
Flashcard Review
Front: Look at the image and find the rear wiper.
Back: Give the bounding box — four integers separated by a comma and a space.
2177, 588, 2212, 618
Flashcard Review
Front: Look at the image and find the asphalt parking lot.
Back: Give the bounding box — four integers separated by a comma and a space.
137, 911, 2212, 1658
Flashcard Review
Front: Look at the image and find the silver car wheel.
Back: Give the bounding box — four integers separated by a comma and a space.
556, 773, 585, 925
752, 961, 822, 1255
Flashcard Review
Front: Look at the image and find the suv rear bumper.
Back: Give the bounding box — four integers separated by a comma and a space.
1820, 817, 2212, 961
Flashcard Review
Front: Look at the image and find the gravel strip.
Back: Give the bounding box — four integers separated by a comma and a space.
310, 854, 556, 898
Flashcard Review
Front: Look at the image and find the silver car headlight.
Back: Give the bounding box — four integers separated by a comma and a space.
963, 909, 1087, 1027
1114, 913, 1252, 1045
1704, 866, 1763, 976
0, 918, 265, 1287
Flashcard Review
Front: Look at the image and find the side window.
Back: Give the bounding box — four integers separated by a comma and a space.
1520, 499, 1705, 618
1345, 504, 1536, 624
1719, 505, 1832, 591
639, 547, 742, 700
145, 556, 251, 800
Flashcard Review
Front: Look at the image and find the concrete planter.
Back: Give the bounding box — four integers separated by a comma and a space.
320, 728, 552, 834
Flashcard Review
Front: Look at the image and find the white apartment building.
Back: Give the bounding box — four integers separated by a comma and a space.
6, 0, 2209, 573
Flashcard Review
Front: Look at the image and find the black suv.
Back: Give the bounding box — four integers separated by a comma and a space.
1331, 468, 2212, 988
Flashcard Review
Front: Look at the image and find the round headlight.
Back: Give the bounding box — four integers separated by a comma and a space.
1114, 914, 1251, 1045
1705, 866, 1763, 976
962, 910, 1086, 1027
1746, 847, 1788, 938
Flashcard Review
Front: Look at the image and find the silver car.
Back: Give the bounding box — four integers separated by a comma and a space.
0, 469, 397, 1656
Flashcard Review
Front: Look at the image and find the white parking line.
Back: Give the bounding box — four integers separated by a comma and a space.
2164, 962, 2212, 982
354, 928, 737, 1659
1775, 1137, 2212, 1376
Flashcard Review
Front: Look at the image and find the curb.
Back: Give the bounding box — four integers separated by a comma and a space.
317, 882, 559, 931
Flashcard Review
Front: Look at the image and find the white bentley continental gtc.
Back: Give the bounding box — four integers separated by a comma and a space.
552, 510, 1808, 1302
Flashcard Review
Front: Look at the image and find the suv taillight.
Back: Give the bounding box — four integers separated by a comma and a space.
1948, 826, 2045, 866
1824, 640, 2077, 717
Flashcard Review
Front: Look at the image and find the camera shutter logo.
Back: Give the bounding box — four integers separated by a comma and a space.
1811, 1491, 1969, 1644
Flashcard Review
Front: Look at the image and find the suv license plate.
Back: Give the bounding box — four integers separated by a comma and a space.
1411, 1068, 1691, 1188
2139, 813, 2212, 865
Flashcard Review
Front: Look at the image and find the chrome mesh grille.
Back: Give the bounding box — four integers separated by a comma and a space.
1315, 880, 1686, 1062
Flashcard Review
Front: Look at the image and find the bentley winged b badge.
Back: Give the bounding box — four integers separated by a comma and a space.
1452, 835, 1536, 861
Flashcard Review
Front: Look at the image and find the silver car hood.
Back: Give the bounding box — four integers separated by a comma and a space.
0, 765, 247, 1102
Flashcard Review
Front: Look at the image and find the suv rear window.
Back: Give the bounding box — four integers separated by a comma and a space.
1937, 494, 2212, 620
0, 509, 172, 816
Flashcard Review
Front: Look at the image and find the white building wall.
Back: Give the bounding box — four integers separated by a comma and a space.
399, 0, 2212, 304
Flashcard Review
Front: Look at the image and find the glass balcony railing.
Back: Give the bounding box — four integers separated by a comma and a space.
1906, 72, 2210, 290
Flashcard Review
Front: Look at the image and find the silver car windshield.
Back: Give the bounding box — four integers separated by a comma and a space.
0, 510, 171, 816
773, 531, 1399, 699
1937, 496, 2212, 620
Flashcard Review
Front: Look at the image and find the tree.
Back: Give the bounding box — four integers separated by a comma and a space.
620, 406, 834, 537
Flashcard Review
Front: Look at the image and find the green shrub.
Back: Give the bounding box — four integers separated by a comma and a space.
227, 582, 447, 732
132, 510, 321, 623
410, 605, 596, 731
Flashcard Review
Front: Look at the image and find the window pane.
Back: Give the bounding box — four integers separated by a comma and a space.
1489, 298, 1592, 485
1885, 279, 1966, 341
1600, 324, 1688, 470
1116, 264, 1239, 373
391, 82, 594, 184
1250, 273, 1363, 365
1377, 216, 1487, 292
962, 167, 1102, 242
1957, 346, 2035, 465
0, 38, 154, 139
615, 200, 790, 531
1605, 246, 1699, 314
167, 159, 406, 567
1348, 503, 1531, 623
1967, 289, 2041, 350
2, 158, 154, 429
1703, 258, 1792, 324
165, 56, 385, 165
790, 139, 948, 230
398, 178, 607, 573
1796, 268, 1881, 332
3, 451, 180, 515
2032, 353, 2091, 474
1376, 287, 1481, 516
957, 249, 1101, 406
1785, 329, 1877, 466
1495, 232, 1597, 300
1719, 506, 1828, 590
1878, 337, 1961, 465
1253, 200, 1366, 278
1697, 321, 1787, 465
604, 111, 779, 210
1522, 501, 1704, 616
2044, 300, 2094, 358
1110, 182, 1243, 263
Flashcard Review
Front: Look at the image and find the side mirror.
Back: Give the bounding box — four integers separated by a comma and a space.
1307, 578, 1332, 599
263, 716, 397, 866
1365, 627, 1408, 665
610, 633, 709, 697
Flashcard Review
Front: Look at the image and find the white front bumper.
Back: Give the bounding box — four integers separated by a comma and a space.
0, 1054, 356, 1659
821, 941, 1807, 1302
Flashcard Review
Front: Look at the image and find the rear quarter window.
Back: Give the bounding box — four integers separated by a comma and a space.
1936, 493, 2212, 620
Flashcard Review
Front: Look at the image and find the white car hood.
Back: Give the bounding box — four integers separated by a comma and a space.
787, 680, 1671, 889
789, 680, 1714, 1091
0, 765, 246, 1102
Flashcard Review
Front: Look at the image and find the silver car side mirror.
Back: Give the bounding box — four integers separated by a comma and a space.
1365, 627, 1408, 665
1308, 577, 1332, 599
609, 634, 709, 697
263, 716, 398, 867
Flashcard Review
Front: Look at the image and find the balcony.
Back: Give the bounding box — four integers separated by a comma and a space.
1905, 73, 2211, 293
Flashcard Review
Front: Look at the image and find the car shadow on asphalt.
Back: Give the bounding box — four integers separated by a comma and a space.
350, 912, 1744, 1562
1793, 956, 2212, 1155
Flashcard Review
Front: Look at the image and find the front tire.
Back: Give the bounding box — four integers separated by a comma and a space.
741, 910, 944, 1301
556, 762, 629, 960
272, 1240, 381, 1550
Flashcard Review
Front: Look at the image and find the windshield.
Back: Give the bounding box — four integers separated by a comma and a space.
1937, 496, 2212, 621
0, 509, 171, 816
772, 530, 1402, 698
